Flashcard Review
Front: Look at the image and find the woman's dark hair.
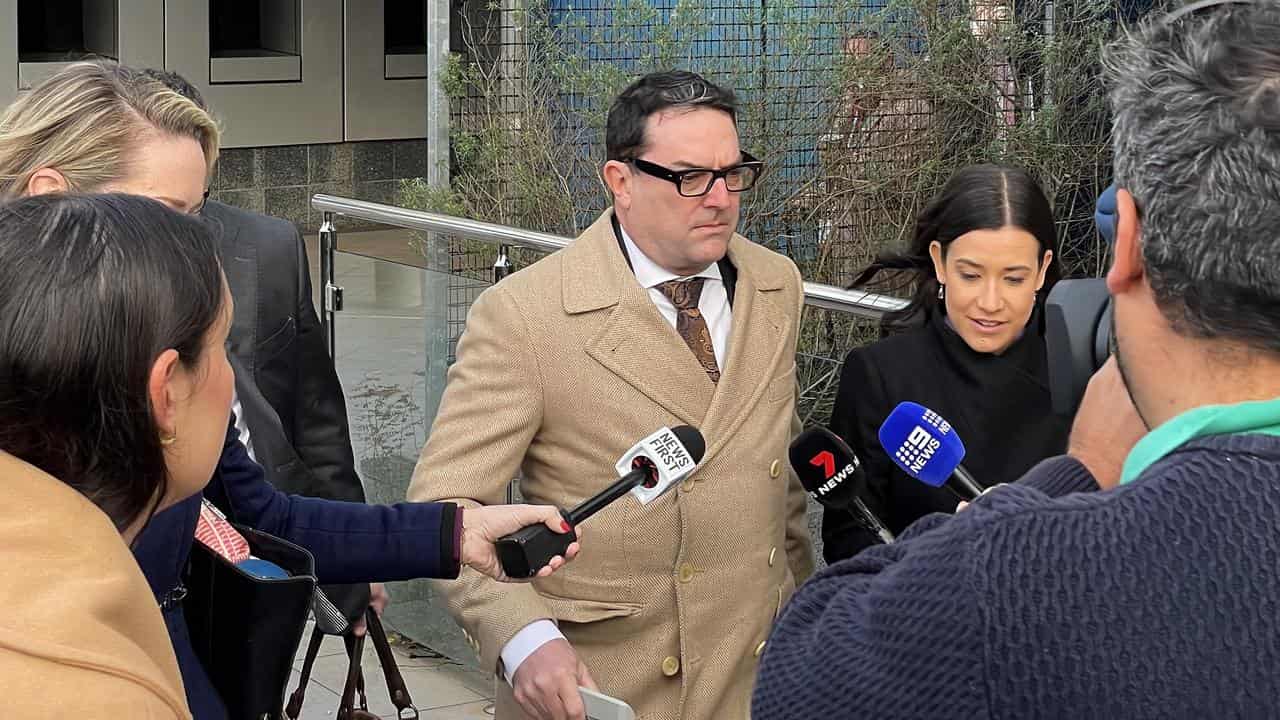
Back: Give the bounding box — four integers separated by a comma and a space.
0, 193, 224, 532
851, 164, 1062, 334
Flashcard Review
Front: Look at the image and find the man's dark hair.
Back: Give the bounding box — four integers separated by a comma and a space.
0, 193, 224, 532
1105, 0, 1280, 352
606, 71, 737, 161
141, 66, 210, 112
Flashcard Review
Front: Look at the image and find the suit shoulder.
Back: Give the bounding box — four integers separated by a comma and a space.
466, 252, 565, 324
207, 200, 301, 247
207, 199, 296, 232
838, 327, 935, 401
847, 325, 933, 365
734, 236, 801, 275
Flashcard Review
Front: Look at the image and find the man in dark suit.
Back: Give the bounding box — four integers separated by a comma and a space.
143, 70, 377, 618
203, 199, 363, 504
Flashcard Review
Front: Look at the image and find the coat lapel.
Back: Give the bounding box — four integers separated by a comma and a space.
572, 212, 715, 428
211, 202, 258, 376
697, 237, 791, 467
229, 352, 308, 486
585, 292, 716, 429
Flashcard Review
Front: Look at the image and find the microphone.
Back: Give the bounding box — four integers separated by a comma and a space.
495, 425, 706, 578
789, 427, 894, 544
877, 402, 983, 501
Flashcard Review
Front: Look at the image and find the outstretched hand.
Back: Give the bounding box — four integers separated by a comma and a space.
460, 504, 581, 582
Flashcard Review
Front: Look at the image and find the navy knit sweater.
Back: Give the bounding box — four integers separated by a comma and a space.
753, 433, 1280, 719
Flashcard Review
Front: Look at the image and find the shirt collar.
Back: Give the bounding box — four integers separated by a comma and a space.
618, 223, 722, 290
1121, 396, 1280, 484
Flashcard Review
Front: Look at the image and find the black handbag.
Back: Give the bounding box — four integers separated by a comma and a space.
185, 524, 318, 720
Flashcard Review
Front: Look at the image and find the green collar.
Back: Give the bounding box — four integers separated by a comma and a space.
1121, 396, 1280, 484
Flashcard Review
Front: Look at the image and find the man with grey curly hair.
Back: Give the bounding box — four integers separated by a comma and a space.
1106, 0, 1280, 386
753, 2, 1280, 717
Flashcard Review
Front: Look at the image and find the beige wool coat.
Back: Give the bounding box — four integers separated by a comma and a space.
407, 209, 815, 719
0, 451, 191, 719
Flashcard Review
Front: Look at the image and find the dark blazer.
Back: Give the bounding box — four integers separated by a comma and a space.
132, 419, 461, 720
207, 200, 371, 632
205, 200, 363, 503
823, 308, 1070, 563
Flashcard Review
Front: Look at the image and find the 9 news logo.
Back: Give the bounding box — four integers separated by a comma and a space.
895, 426, 941, 475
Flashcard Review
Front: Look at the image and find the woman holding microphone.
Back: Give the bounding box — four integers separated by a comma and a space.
0, 142, 578, 720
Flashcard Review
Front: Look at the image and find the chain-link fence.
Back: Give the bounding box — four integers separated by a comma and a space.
407, 0, 1120, 423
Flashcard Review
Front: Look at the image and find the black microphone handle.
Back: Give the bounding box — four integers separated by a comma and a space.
850, 496, 896, 543
495, 466, 652, 578
949, 464, 983, 501
565, 467, 649, 526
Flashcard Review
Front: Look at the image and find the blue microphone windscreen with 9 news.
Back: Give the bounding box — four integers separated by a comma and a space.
877, 401, 967, 487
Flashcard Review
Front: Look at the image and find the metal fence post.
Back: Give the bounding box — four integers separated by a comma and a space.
423, 0, 453, 426
319, 211, 343, 359
493, 245, 513, 282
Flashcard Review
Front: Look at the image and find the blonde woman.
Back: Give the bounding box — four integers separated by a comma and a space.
0, 62, 217, 208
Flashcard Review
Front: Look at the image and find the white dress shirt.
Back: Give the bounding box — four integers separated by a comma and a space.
231, 394, 257, 463
620, 226, 732, 370
498, 224, 734, 684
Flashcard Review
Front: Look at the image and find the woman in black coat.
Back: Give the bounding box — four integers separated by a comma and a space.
823, 165, 1071, 562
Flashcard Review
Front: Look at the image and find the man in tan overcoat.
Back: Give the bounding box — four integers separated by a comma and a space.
407, 70, 814, 720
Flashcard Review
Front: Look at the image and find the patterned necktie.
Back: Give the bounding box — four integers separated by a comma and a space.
656, 278, 721, 383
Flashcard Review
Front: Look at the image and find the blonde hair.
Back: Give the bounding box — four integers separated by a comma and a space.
0, 61, 221, 199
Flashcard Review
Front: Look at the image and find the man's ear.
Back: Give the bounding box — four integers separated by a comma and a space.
602, 160, 632, 210
148, 349, 182, 441
25, 168, 70, 196
1106, 188, 1144, 295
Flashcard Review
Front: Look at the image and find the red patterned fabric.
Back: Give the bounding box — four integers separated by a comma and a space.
194, 499, 250, 563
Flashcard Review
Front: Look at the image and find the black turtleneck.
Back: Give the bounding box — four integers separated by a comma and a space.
822, 305, 1072, 563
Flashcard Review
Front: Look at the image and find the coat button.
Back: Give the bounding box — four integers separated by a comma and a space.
682, 477, 696, 492
768, 547, 777, 567
678, 562, 696, 583
754, 641, 767, 658
661, 656, 680, 676
769, 459, 781, 478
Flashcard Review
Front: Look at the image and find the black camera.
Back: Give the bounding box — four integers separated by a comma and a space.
1044, 278, 1114, 416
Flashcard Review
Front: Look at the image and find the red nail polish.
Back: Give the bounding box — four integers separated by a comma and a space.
561, 520, 572, 533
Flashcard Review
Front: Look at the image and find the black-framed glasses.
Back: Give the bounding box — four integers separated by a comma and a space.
628, 152, 764, 197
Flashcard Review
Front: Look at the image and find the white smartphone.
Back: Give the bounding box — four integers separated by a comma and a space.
580, 687, 635, 720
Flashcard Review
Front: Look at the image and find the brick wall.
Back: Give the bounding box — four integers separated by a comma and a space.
209, 139, 427, 233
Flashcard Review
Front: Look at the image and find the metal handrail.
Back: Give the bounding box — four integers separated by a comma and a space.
312, 194, 908, 319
